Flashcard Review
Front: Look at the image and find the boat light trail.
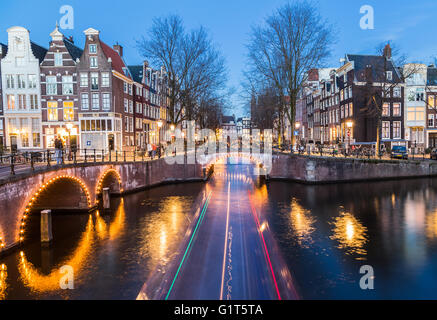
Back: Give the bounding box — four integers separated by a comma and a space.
165, 191, 212, 300
220, 181, 231, 300
248, 191, 282, 300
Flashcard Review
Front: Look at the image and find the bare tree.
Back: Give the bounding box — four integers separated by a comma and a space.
138, 15, 227, 126
245, 0, 334, 146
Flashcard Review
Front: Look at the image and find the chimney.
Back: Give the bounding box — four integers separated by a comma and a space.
113, 43, 123, 57
68, 36, 74, 43
383, 43, 392, 59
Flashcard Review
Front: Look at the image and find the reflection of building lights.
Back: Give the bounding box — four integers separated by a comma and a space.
0, 263, 7, 300
330, 212, 368, 259
426, 210, 437, 240
290, 198, 316, 247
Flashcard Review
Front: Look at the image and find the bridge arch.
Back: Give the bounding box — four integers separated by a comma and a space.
204, 152, 267, 171
18, 175, 92, 243
96, 168, 123, 196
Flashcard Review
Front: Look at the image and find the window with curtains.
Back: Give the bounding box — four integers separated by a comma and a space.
47, 101, 58, 121
63, 101, 74, 121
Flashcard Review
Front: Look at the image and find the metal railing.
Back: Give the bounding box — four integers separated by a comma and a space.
0, 147, 167, 177
277, 145, 430, 161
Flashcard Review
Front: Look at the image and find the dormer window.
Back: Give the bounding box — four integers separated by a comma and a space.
386, 71, 393, 81
89, 44, 97, 53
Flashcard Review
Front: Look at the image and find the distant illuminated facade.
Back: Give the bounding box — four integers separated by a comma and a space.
1, 26, 47, 151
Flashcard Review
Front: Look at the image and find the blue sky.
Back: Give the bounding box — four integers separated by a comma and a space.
1, 0, 437, 116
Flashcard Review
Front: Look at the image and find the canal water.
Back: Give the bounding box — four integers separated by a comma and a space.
1, 166, 437, 299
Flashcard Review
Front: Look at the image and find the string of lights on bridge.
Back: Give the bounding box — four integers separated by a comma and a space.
19, 175, 93, 243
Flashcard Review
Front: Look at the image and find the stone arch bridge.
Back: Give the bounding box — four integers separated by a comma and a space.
0, 158, 205, 252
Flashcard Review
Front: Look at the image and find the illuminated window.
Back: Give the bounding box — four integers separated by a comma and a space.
428, 95, 435, 108
63, 101, 74, 121
382, 121, 390, 139
7, 95, 15, 110
33, 133, 40, 148
382, 103, 390, 116
393, 103, 401, 117
47, 101, 58, 121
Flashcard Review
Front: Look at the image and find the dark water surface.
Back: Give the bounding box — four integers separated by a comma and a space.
1, 169, 437, 299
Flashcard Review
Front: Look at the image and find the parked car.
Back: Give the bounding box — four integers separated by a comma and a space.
391, 146, 408, 160
430, 149, 437, 160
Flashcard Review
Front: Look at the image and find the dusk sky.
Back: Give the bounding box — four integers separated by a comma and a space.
1, 0, 437, 116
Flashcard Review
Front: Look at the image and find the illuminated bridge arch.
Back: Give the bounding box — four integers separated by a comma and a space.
18, 175, 92, 243
203, 152, 269, 173
96, 168, 123, 196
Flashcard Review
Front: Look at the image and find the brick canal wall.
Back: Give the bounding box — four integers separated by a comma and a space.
0, 158, 205, 252
269, 153, 437, 183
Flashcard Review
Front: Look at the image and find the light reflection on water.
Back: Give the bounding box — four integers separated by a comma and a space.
0, 183, 203, 300
289, 198, 316, 248
265, 178, 437, 299
329, 211, 368, 259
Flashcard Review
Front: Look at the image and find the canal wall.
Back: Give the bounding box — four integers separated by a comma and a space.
269, 154, 437, 184
0, 158, 205, 253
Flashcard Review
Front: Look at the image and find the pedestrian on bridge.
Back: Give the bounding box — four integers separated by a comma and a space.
54, 136, 64, 165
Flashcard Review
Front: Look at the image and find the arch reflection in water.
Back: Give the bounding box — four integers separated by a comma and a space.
330, 210, 368, 260
18, 200, 127, 294
18, 216, 95, 293
289, 198, 316, 248
95, 200, 126, 241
